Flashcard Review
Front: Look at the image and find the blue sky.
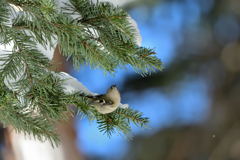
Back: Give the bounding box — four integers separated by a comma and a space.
72, 0, 212, 158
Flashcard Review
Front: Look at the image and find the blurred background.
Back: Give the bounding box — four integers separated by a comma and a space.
1, 0, 240, 160
72, 0, 240, 160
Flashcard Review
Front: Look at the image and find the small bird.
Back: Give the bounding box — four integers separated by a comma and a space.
83, 85, 121, 114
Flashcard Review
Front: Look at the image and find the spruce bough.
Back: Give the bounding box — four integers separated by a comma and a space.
0, 0, 162, 146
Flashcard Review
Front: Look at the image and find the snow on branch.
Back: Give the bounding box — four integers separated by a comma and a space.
0, 0, 161, 145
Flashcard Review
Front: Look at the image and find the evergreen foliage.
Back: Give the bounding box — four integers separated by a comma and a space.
0, 0, 162, 146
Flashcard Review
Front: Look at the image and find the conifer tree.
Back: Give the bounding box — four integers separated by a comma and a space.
0, 0, 162, 146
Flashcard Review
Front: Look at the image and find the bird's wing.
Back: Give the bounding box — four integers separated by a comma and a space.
79, 94, 114, 105
93, 95, 114, 105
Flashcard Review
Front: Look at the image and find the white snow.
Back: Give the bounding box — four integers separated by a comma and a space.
92, 0, 136, 7
11, 131, 65, 160
59, 72, 95, 95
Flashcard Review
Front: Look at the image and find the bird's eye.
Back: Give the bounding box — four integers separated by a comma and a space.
111, 85, 117, 89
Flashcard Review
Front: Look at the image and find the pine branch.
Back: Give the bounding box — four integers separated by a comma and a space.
0, 0, 162, 145
65, 0, 163, 73
94, 107, 149, 137
0, 82, 59, 146
0, 0, 9, 25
